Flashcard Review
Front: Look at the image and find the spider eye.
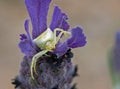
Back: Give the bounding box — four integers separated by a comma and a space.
34, 28, 54, 49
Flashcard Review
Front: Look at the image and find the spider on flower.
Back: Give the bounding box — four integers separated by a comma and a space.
31, 28, 70, 80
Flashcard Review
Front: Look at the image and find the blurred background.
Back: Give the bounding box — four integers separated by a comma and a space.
0, 0, 120, 89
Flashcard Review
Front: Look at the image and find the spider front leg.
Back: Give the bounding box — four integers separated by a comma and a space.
53, 28, 71, 45
31, 50, 48, 80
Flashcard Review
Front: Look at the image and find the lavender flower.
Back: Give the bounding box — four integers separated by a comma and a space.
12, 0, 86, 89
108, 31, 120, 89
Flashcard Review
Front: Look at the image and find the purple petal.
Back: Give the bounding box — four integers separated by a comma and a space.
50, 6, 69, 32
67, 27, 86, 48
20, 34, 27, 40
24, 19, 37, 49
112, 31, 120, 72
25, 0, 52, 39
54, 42, 68, 55
19, 39, 36, 56
19, 20, 38, 56
24, 19, 32, 42
115, 31, 120, 46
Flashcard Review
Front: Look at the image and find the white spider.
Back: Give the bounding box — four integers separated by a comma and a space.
31, 28, 70, 80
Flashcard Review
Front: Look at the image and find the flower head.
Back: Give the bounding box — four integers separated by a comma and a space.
108, 31, 120, 89
110, 31, 120, 73
14, 0, 87, 89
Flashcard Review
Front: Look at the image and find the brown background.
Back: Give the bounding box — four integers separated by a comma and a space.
0, 0, 120, 89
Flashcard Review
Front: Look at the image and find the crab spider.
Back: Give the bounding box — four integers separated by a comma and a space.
31, 28, 70, 80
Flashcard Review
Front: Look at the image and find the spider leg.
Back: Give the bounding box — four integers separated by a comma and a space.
31, 50, 48, 80
53, 28, 71, 44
